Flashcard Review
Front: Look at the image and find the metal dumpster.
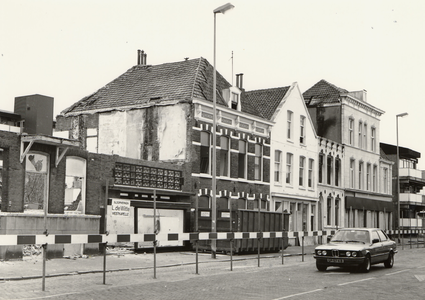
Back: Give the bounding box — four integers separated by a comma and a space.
195, 209, 290, 254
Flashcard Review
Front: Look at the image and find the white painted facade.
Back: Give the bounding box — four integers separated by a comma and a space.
269, 82, 319, 233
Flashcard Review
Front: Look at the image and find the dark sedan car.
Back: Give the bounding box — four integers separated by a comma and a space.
314, 228, 397, 272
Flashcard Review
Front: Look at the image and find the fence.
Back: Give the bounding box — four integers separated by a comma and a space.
0, 228, 424, 291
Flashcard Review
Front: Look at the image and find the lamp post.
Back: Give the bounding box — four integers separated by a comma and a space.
211, 2, 234, 259
396, 112, 408, 243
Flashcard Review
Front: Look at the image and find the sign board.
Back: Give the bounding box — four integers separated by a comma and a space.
111, 199, 131, 217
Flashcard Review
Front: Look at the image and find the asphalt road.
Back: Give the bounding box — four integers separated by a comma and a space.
1, 247, 424, 300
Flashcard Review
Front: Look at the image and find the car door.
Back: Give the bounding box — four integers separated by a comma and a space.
369, 230, 384, 264
377, 230, 391, 261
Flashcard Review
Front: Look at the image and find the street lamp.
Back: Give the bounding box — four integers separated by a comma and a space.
396, 112, 408, 243
211, 2, 234, 259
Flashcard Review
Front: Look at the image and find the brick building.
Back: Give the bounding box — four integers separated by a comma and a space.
55, 54, 273, 252
0, 94, 192, 259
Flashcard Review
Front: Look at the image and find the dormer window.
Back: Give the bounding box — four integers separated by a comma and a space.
231, 92, 239, 110
222, 87, 241, 111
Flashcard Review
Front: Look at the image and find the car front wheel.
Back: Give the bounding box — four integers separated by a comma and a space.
316, 261, 327, 271
360, 255, 371, 273
384, 252, 394, 268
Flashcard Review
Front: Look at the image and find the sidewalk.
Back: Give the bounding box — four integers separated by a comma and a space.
0, 245, 316, 281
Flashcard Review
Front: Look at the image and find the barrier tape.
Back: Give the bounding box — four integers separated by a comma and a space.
0, 229, 422, 246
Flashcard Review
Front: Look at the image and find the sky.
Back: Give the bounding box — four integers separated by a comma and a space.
1, 0, 424, 168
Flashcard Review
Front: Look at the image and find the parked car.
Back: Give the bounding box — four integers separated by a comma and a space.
314, 228, 397, 272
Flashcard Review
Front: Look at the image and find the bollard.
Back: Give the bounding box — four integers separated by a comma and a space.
302, 236, 305, 262
195, 240, 199, 275
103, 242, 107, 284
42, 243, 47, 291
230, 238, 233, 271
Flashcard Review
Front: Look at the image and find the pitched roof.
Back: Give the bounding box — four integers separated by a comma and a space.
302, 79, 348, 106
244, 86, 291, 120
61, 57, 237, 116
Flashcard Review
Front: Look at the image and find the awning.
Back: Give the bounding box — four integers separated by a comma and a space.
345, 196, 394, 212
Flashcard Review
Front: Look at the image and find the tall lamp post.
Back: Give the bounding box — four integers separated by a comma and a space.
212, 2, 234, 259
396, 112, 408, 243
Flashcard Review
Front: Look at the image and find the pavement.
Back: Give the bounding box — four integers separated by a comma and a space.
0, 244, 316, 282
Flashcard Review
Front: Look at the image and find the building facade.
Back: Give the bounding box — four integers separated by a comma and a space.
381, 143, 425, 232
303, 80, 394, 231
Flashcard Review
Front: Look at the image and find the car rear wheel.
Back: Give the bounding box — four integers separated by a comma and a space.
384, 252, 394, 268
360, 255, 371, 273
316, 261, 327, 271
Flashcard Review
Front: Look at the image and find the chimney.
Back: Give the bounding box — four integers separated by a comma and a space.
236, 73, 244, 89
137, 50, 147, 65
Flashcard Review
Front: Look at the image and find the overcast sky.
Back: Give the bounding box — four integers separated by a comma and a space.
1, 0, 424, 168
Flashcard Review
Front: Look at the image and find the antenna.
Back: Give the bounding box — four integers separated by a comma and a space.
231, 51, 234, 86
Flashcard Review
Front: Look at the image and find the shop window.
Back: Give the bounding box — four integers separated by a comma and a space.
198, 195, 210, 208
64, 157, 86, 214
217, 197, 228, 210
24, 152, 49, 211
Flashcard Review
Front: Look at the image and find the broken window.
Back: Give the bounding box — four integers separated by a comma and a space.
65, 157, 86, 214
24, 152, 49, 211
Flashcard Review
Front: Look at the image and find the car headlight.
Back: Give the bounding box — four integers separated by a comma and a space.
322, 250, 327, 256
352, 252, 357, 257
346, 251, 351, 257
317, 250, 322, 255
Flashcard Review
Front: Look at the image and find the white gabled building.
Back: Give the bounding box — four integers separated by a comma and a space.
245, 82, 319, 236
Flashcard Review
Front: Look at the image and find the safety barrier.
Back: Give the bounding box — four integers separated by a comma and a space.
1, 228, 423, 292
1, 229, 423, 246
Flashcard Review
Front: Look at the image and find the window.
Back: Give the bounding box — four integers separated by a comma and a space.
308, 159, 314, 188
254, 144, 262, 181
327, 196, 332, 226
350, 159, 355, 188
327, 155, 333, 185
318, 154, 324, 184
371, 127, 376, 152
383, 168, 388, 193
373, 165, 377, 192
24, 153, 49, 211
65, 157, 86, 214
287, 111, 293, 140
358, 122, 362, 148
200, 132, 211, 174
231, 92, 239, 110
199, 195, 210, 208
300, 116, 306, 144
217, 197, 228, 210
286, 153, 293, 184
299, 156, 305, 186
219, 136, 229, 177
274, 150, 282, 183
335, 198, 340, 227
349, 118, 354, 145
335, 158, 340, 187
366, 163, 371, 191
238, 140, 247, 179
363, 124, 367, 150
86, 128, 98, 153
359, 161, 364, 189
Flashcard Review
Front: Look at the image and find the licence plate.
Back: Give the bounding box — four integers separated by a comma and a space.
327, 258, 344, 263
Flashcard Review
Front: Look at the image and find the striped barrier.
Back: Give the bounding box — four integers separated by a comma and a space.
0, 229, 422, 246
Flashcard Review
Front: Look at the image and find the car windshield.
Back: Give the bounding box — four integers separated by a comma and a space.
330, 230, 370, 244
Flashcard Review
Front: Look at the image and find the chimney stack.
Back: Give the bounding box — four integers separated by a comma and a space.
137, 49, 147, 65
236, 73, 244, 89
